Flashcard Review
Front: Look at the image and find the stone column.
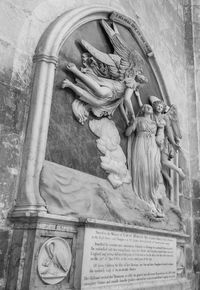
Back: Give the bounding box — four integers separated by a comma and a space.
10, 6, 112, 216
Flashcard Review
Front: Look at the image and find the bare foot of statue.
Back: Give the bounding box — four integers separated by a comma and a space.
62, 79, 72, 88
65, 62, 77, 72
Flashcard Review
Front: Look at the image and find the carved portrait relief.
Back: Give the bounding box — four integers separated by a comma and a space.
38, 237, 72, 285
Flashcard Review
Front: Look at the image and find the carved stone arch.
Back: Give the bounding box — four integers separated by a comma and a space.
12, 5, 171, 215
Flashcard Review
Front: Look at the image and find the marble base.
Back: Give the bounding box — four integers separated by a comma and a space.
6, 213, 78, 290
6, 213, 191, 290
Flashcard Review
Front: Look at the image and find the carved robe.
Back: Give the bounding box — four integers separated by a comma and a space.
129, 117, 161, 207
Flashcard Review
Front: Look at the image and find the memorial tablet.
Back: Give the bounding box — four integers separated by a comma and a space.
81, 228, 176, 289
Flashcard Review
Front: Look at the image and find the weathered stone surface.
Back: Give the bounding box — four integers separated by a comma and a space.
0, 84, 28, 134
193, 22, 200, 40
0, 39, 14, 85
179, 195, 192, 215
193, 199, 200, 217
193, 178, 200, 198
0, 1, 28, 46
194, 219, 200, 245
0, 132, 21, 224
6, 229, 24, 290
0, 230, 9, 279
185, 217, 192, 237
192, 5, 200, 23
185, 246, 193, 270
194, 245, 200, 279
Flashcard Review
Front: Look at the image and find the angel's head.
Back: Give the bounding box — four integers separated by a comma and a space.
124, 70, 147, 89
135, 71, 148, 84
152, 101, 164, 113
124, 77, 137, 89
149, 96, 164, 113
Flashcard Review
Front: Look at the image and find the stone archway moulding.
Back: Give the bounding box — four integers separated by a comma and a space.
12, 5, 171, 216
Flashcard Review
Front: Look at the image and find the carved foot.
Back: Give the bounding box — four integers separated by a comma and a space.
65, 62, 77, 72
62, 79, 72, 88
72, 99, 89, 125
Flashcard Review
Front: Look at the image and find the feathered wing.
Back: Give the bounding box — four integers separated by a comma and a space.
81, 40, 117, 67
80, 39, 121, 79
101, 20, 145, 79
165, 105, 182, 141
80, 20, 145, 81
101, 20, 130, 60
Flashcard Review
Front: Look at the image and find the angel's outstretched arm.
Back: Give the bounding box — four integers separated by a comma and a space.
124, 87, 135, 120
125, 119, 137, 137
119, 102, 129, 125
134, 89, 143, 108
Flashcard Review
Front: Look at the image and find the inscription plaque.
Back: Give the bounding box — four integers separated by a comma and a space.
81, 228, 176, 289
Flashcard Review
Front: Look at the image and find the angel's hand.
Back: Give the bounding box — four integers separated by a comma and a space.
125, 118, 130, 126
156, 141, 161, 147
129, 115, 135, 125
134, 90, 140, 97
125, 125, 132, 137
173, 142, 181, 152
156, 138, 163, 147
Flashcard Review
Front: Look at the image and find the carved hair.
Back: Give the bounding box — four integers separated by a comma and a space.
152, 100, 164, 111
139, 104, 153, 116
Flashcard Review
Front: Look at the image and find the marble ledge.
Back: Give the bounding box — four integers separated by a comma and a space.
8, 211, 189, 240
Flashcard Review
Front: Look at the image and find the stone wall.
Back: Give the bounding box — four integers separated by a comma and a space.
188, 0, 200, 289
0, 0, 198, 289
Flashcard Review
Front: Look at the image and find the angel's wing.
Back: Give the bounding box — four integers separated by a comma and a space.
101, 20, 130, 60
80, 20, 145, 81
81, 40, 116, 67
101, 20, 145, 79
165, 105, 182, 141
80, 40, 121, 79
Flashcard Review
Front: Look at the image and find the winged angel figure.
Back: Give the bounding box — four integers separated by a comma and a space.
62, 20, 148, 125
125, 96, 186, 216
149, 96, 186, 189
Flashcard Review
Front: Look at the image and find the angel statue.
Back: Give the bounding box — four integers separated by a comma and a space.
149, 96, 185, 189
62, 20, 148, 125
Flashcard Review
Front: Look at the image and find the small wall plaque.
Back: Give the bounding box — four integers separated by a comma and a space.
38, 237, 72, 285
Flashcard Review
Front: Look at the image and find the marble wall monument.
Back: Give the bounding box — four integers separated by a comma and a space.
6, 5, 191, 290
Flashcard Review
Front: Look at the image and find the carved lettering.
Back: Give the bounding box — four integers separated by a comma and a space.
110, 12, 153, 55
81, 229, 176, 288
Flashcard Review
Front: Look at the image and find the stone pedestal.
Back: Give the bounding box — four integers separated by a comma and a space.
6, 213, 191, 290
6, 214, 77, 290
